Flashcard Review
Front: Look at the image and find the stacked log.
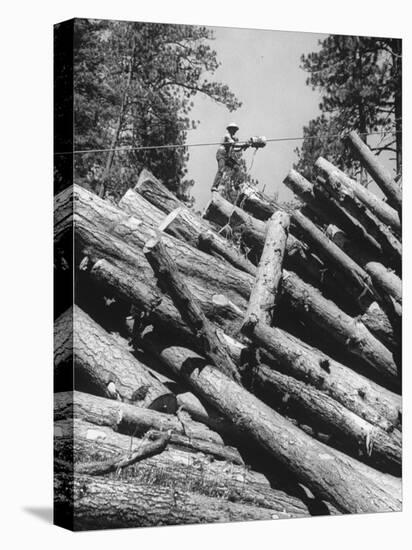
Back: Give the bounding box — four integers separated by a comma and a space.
54, 143, 402, 529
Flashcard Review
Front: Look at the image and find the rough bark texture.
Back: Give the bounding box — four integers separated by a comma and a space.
315, 157, 401, 234
54, 306, 176, 413
316, 173, 401, 273
248, 322, 401, 432
242, 211, 290, 332
134, 168, 183, 213
280, 271, 399, 387
346, 131, 402, 212
144, 236, 241, 382
254, 364, 401, 474
139, 334, 401, 514
55, 473, 295, 530
55, 391, 244, 465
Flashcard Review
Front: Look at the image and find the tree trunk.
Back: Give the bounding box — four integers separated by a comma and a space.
316, 173, 401, 273
54, 305, 177, 413
284, 169, 382, 255
144, 236, 241, 383
345, 131, 402, 212
325, 225, 401, 306
134, 168, 183, 213
236, 184, 281, 221
54, 472, 296, 530
315, 157, 401, 234
279, 270, 399, 387
242, 211, 290, 332
55, 391, 244, 465
253, 364, 401, 475
139, 334, 401, 514
89, 257, 401, 434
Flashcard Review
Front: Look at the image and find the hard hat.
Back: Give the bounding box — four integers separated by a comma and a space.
226, 122, 239, 130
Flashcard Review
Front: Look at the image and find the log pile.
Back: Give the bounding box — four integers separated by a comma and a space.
54, 131, 401, 530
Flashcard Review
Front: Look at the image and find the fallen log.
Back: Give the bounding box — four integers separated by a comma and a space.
316, 173, 401, 273
88, 257, 401, 433
242, 211, 290, 332
315, 157, 401, 234
325, 225, 401, 306
248, 321, 401, 429
54, 472, 294, 530
144, 236, 241, 382
284, 169, 382, 255
133, 168, 183, 214
253, 364, 401, 475
55, 390, 224, 445
55, 391, 244, 464
279, 270, 399, 386
236, 183, 281, 221
55, 418, 267, 486
54, 305, 177, 413
139, 333, 401, 514
345, 130, 402, 212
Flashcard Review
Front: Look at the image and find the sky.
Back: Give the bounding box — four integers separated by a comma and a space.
185, 26, 326, 210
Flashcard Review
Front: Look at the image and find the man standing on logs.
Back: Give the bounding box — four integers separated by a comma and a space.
212, 123, 250, 192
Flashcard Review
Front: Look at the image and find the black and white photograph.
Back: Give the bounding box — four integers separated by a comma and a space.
52, 16, 402, 532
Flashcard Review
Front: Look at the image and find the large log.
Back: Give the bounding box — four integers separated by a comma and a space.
242, 211, 290, 331
55, 391, 244, 465
283, 169, 382, 255
315, 157, 401, 234
139, 334, 401, 514
89, 257, 401, 434
253, 364, 401, 475
144, 236, 241, 382
316, 172, 401, 273
325, 225, 401, 306
248, 321, 401, 431
133, 168, 183, 214
346, 130, 402, 212
54, 472, 294, 530
54, 305, 177, 413
279, 270, 399, 386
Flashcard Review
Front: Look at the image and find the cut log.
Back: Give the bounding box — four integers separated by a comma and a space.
236, 183, 281, 220
291, 209, 379, 303
253, 364, 401, 475
242, 211, 290, 332
139, 333, 401, 514
284, 169, 382, 255
55, 390, 224, 445
279, 270, 399, 386
54, 472, 295, 530
88, 258, 401, 434
54, 305, 177, 413
346, 130, 402, 212
55, 418, 268, 486
55, 391, 244, 464
144, 236, 241, 383
325, 225, 401, 306
315, 157, 401, 234
316, 173, 401, 273
133, 168, 183, 214
119, 188, 164, 226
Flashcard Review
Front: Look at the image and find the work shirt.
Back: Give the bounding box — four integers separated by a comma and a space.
217, 132, 239, 160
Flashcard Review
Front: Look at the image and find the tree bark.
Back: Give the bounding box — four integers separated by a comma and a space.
134, 168, 183, 213
279, 270, 399, 387
284, 169, 382, 255
325, 225, 401, 306
315, 157, 401, 234
54, 473, 296, 530
90, 257, 401, 433
316, 173, 401, 273
139, 334, 401, 514
242, 211, 290, 332
55, 391, 244, 465
144, 236, 241, 383
54, 305, 177, 413
253, 364, 401, 475
345, 130, 402, 212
